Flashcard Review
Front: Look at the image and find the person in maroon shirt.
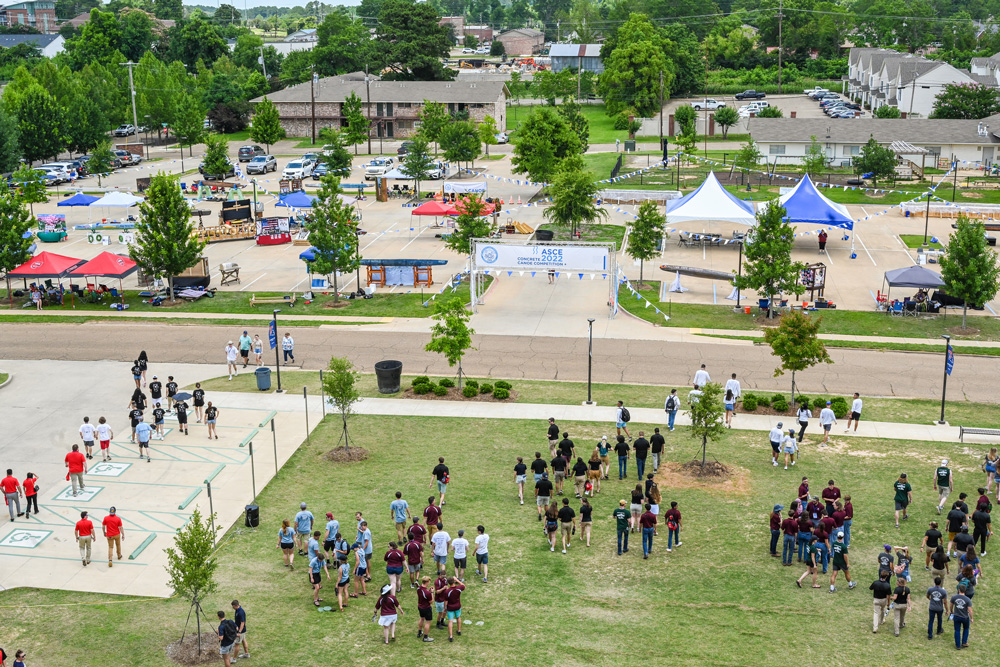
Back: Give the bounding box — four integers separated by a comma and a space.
375, 584, 403, 644
798, 477, 810, 509
404, 534, 423, 588
384, 542, 405, 594
806, 497, 824, 528
639, 504, 657, 559
781, 511, 799, 565
665, 502, 682, 551
409, 517, 427, 548
976, 488, 990, 514
769, 505, 784, 557
424, 498, 442, 543
820, 513, 836, 541
842, 496, 854, 546
416, 576, 435, 642
433, 575, 449, 629
796, 514, 813, 563
822, 480, 842, 517
444, 578, 466, 642
832, 501, 847, 532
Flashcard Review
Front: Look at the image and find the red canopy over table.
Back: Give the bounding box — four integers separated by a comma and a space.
68, 251, 138, 278
8, 251, 84, 278
454, 199, 496, 215
411, 201, 459, 216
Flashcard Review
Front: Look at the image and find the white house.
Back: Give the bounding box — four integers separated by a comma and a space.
0, 32, 63, 57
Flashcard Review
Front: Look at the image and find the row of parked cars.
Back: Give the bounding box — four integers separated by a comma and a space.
804, 88, 863, 118
16, 148, 143, 186
197, 145, 450, 181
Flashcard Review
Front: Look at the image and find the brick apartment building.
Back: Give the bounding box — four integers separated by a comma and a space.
495, 28, 544, 55
0, 0, 56, 32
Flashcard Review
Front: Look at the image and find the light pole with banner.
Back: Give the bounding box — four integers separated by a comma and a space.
270, 310, 283, 393
939, 334, 953, 424
586, 318, 595, 405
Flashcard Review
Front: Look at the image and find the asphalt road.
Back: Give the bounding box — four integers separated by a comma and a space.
1, 322, 993, 402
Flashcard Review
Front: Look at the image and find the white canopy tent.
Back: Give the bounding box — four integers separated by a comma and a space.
663, 171, 756, 225
88, 192, 144, 222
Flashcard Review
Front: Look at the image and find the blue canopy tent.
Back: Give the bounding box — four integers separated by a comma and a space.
57, 193, 100, 207
277, 191, 317, 209
757, 174, 856, 253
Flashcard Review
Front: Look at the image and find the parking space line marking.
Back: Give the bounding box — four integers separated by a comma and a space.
239, 273, 267, 291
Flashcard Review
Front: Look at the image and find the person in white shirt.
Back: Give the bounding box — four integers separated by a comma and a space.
615, 401, 631, 442
845, 393, 862, 433
693, 364, 711, 388
474, 525, 489, 583
819, 401, 837, 445
796, 403, 812, 443
450, 529, 470, 582
769, 423, 784, 467
282, 333, 295, 365
95, 417, 113, 462
80, 417, 97, 461
225, 341, 239, 380
688, 384, 703, 406
430, 525, 451, 575
725, 373, 742, 401
782, 428, 798, 470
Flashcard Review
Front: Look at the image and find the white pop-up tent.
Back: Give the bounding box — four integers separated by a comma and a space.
88, 191, 144, 221
664, 171, 757, 225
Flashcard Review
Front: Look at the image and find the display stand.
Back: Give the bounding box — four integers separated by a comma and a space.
256, 217, 292, 246
798, 263, 826, 300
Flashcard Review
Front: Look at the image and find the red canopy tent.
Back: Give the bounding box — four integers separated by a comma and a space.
411, 201, 459, 216
454, 198, 496, 216
7, 250, 85, 306
69, 252, 138, 307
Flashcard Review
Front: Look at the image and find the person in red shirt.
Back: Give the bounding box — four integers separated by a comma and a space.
822, 480, 842, 517
2, 469, 23, 521
384, 541, 405, 594
21, 473, 38, 516
444, 577, 466, 642
75, 510, 94, 566
64, 445, 88, 497
424, 498, 442, 544
415, 576, 435, 642
798, 477, 809, 509
102, 506, 125, 566
639, 503, 657, 559
404, 533, 423, 588
769, 505, 784, 557
781, 511, 799, 566
843, 496, 854, 546
375, 583, 403, 644
409, 517, 426, 548
665, 501, 682, 552
433, 574, 449, 630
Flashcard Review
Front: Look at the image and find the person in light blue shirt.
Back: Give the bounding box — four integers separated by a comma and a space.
308, 553, 329, 606
352, 542, 369, 597
134, 419, 153, 462
390, 492, 411, 542
323, 512, 340, 556
294, 502, 314, 556
307, 531, 321, 563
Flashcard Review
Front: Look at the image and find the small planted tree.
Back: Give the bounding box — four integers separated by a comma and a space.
0, 181, 34, 305
317, 128, 353, 176
940, 215, 1000, 328
734, 138, 763, 181
322, 355, 360, 450
874, 105, 901, 119
249, 97, 285, 152
627, 200, 662, 287
478, 115, 498, 156
686, 381, 726, 467
444, 195, 495, 258
171, 92, 207, 163
88, 139, 116, 188
733, 202, 806, 318
425, 296, 475, 390
342, 91, 368, 155
439, 120, 480, 171
854, 136, 896, 186
201, 133, 231, 179
419, 100, 449, 156
762, 309, 832, 402
11, 164, 48, 217
714, 105, 739, 139
802, 135, 826, 177
164, 507, 218, 656
401, 134, 435, 196
306, 174, 360, 303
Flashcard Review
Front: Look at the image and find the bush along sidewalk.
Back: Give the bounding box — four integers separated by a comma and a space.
408, 376, 513, 401
740, 393, 849, 418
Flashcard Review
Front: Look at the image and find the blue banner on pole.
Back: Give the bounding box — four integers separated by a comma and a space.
946, 345, 954, 376
268, 320, 277, 350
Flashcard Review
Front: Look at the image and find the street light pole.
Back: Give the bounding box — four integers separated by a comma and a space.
736, 240, 743, 308
923, 193, 932, 246
938, 334, 951, 424
273, 309, 283, 393
586, 318, 595, 405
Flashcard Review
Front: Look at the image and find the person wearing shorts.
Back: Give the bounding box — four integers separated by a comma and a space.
445, 578, 466, 641
253, 335, 263, 366
819, 402, 836, 445
546, 418, 559, 457
894, 473, 912, 528
431, 524, 451, 575
205, 402, 219, 440
769, 423, 783, 467
384, 541, 405, 593
514, 457, 528, 504
433, 575, 449, 629
309, 553, 330, 606
405, 533, 423, 587
148, 375, 163, 410
152, 406, 165, 441
351, 543, 368, 598
474, 525, 489, 582
431, 457, 449, 506
166, 376, 178, 413
135, 419, 152, 462
416, 576, 435, 641
80, 416, 96, 461
335, 558, 350, 611
535, 473, 552, 520
95, 417, 113, 462
238, 331, 252, 368
174, 399, 189, 435
192, 383, 205, 423
846, 393, 862, 432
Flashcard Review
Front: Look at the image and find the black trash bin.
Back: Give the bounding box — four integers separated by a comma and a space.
374, 360, 403, 394
255, 367, 271, 391
535, 229, 554, 241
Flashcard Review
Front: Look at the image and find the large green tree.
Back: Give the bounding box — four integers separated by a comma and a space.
171, 92, 207, 163
542, 155, 608, 238
940, 216, 1000, 328
598, 13, 672, 117
131, 173, 206, 302
88, 139, 115, 187
165, 16, 228, 70
854, 136, 896, 185
0, 181, 35, 304
510, 106, 581, 184
341, 91, 368, 155
401, 134, 435, 196
763, 309, 832, 402
557, 97, 589, 153
307, 174, 360, 303
418, 101, 449, 156
314, 10, 370, 76
439, 120, 480, 170
231, 33, 283, 78
930, 82, 1000, 120
627, 200, 662, 286
0, 108, 20, 173
733, 202, 806, 318
249, 98, 285, 153
63, 9, 123, 69
373, 0, 454, 81
11, 84, 64, 164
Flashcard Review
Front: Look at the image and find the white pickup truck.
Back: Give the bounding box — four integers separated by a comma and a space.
364, 157, 396, 180
691, 98, 726, 110
804, 87, 829, 96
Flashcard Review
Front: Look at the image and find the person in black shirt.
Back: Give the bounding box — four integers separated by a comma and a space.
128, 407, 143, 442
649, 428, 665, 471
946, 501, 968, 556
129, 388, 146, 412
137, 350, 148, 387
148, 376, 163, 409
971, 503, 991, 556
614, 436, 630, 480
558, 433, 575, 460
550, 454, 568, 496
152, 406, 165, 440
929, 546, 951, 579
891, 577, 910, 636
869, 572, 892, 633
430, 457, 449, 506
130, 359, 142, 389
877, 545, 895, 576
193, 383, 206, 423
557, 498, 576, 554
513, 457, 527, 505
166, 376, 179, 413
546, 418, 559, 457
922, 521, 943, 570
579, 497, 593, 547
174, 399, 189, 435
633, 432, 650, 479
534, 474, 553, 520
529, 452, 547, 484
205, 402, 220, 440
954, 526, 975, 559
571, 457, 588, 498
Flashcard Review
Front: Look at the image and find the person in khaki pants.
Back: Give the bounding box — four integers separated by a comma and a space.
102, 506, 125, 566
891, 577, 911, 636
75, 511, 94, 566
869, 571, 892, 633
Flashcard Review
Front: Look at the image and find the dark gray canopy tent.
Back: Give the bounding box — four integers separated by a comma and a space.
881, 265, 945, 302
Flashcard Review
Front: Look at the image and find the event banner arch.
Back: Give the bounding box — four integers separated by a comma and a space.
470, 239, 618, 317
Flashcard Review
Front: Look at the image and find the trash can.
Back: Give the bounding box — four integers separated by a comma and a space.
255, 367, 271, 391
535, 229, 554, 241
624, 140, 636, 152
374, 360, 403, 394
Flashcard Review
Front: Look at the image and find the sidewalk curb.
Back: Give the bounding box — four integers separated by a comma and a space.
0, 372, 11, 390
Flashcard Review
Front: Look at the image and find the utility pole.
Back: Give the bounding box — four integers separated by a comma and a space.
658, 70, 664, 147
777, 0, 784, 94
120, 61, 140, 151
259, 45, 267, 79
365, 64, 373, 154
557, 20, 561, 42
310, 67, 317, 145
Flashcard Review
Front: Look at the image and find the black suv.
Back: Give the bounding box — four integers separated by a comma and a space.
735, 90, 767, 100
238, 145, 265, 162
397, 141, 415, 156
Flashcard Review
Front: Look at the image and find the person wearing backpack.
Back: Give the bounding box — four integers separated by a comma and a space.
217, 610, 238, 666
664, 390, 679, 431
615, 401, 632, 442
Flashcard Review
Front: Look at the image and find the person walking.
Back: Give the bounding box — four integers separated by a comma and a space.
148, 376, 163, 412
416, 577, 435, 641
238, 330, 252, 369
870, 571, 892, 633
597, 436, 611, 479
782, 428, 798, 470
797, 535, 821, 588
404, 531, 423, 588
769, 423, 784, 467
513, 457, 527, 505
173, 396, 189, 436
96, 417, 113, 462
278, 519, 296, 569
75, 510, 94, 566
231, 600, 249, 660
165, 376, 179, 414
79, 416, 96, 461
629, 485, 644, 533
205, 402, 219, 440
647, 479, 662, 535
451, 529, 470, 581
724, 389, 736, 428
725, 373, 742, 404
294, 502, 314, 556
971, 502, 991, 556
891, 576, 911, 636
530, 452, 547, 486
930, 545, 951, 582
433, 573, 449, 630
829, 531, 857, 592
310, 552, 332, 606
664, 390, 679, 432
614, 435, 630, 480
281, 332, 295, 364
390, 491, 411, 543
102, 506, 124, 567
350, 543, 368, 599
137, 350, 148, 387
796, 402, 811, 443
985, 447, 1000, 493
430, 457, 449, 506
927, 576, 948, 639
558, 498, 576, 555
384, 541, 405, 593
192, 383, 206, 423
845, 393, 862, 432
819, 401, 837, 445
544, 502, 559, 552
21, 473, 37, 516
693, 364, 710, 387
253, 335, 263, 366
217, 611, 238, 667
444, 578, 466, 642
613, 499, 631, 555
135, 417, 152, 462
935, 459, 953, 514
430, 523, 451, 574
587, 450, 602, 496
65, 445, 87, 496
577, 498, 593, 548
615, 401, 631, 442
546, 418, 559, 457
225, 340, 239, 380
894, 473, 912, 528
474, 525, 489, 582
571, 457, 588, 499
534, 473, 553, 522
649, 428, 665, 471
665, 501, 682, 552
151, 404, 165, 441
549, 451, 567, 497
843, 495, 854, 546
781, 510, 798, 565
130, 358, 142, 389
923, 521, 944, 570
633, 432, 649, 479
950, 584, 973, 649
424, 498, 442, 542
769, 504, 784, 558
558, 433, 575, 462
639, 503, 656, 559
818, 229, 828, 252
323, 512, 340, 559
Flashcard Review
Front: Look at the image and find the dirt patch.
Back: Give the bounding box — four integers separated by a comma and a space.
323, 300, 352, 309
401, 386, 519, 403
166, 633, 224, 665
324, 446, 370, 463
963, 192, 984, 199
655, 460, 750, 495
949, 326, 981, 337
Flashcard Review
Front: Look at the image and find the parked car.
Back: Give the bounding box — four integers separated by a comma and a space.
312, 163, 329, 179
238, 145, 265, 162
461, 47, 475, 54
36, 165, 69, 184
494, 131, 509, 144
427, 161, 446, 179
41, 162, 79, 180
113, 149, 142, 165
475, 47, 489, 54
246, 154, 277, 174
734, 90, 766, 100
691, 98, 726, 110
817, 92, 841, 101
804, 86, 828, 96
364, 156, 395, 180
112, 124, 136, 137
302, 152, 320, 163
199, 158, 237, 179
397, 141, 415, 155
282, 158, 315, 179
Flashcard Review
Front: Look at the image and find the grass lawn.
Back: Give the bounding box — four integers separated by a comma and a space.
0, 314, 371, 327
536, 223, 626, 248
900, 234, 944, 249
618, 282, 1000, 341
507, 103, 626, 145
0, 372, 7, 385
697, 333, 1000, 357
3, 414, 998, 664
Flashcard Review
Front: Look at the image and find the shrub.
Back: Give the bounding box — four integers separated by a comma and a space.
413, 383, 431, 395
770, 394, 784, 407
742, 394, 758, 411
411, 376, 430, 387
495, 380, 512, 390
480, 383, 494, 394
465, 379, 479, 390
830, 397, 850, 418
795, 397, 810, 410
772, 397, 789, 413
613, 111, 631, 131
493, 387, 510, 400
756, 393, 771, 408
433, 385, 448, 396
462, 385, 477, 398
439, 378, 455, 388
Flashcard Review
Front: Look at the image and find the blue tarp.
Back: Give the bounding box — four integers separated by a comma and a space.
299, 247, 317, 261
57, 193, 100, 207
762, 174, 854, 229
276, 191, 317, 208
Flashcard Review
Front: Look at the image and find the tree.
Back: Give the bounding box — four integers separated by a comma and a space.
714, 105, 739, 139
317, 127, 353, 177
0, 108, 20, 174
673, 104, 698, 154
439, 120, 480, 170
802, 135, 826, 177
374, 0, 454, 81
0, 181, 34, 305
306, 174, 359, 303
153, 0, 183, 21
131, 173, 206, 303
63, 9, 122, 69
249, 98, 284, 153
598, 14, 671, 117
201, 134, 230, 180
931, 82, 1000, 120
543, 154, 609, 238
313, 11, 369, 76
478, 115, 498, 156
489, 40, 505, 56
11, 84, 64, 163
733, 138, 762, 183
874, 105, 901, 119
757, 106, 783, 118
733, 202, 806, 318
510, 106, 581, 184
853, 136, 896, 186
401, 134, 435, 196
443, 195, 495, 257
322, 356, 361, 450
171, 92, 206, 163
118, 8, 155, 61
628, 200, 662, 287
425, 296, 475, 390
164, 507, 218, 657
341, 91, 368, 155
557, 97, 589, 153
762, 309, 832, 402
940, 215, 1000, 328
686, 381, 726, 467
11, 164, 48, 216
418, 100, 449, 156
88, 140, 115, 187
165, 16, 228, 70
